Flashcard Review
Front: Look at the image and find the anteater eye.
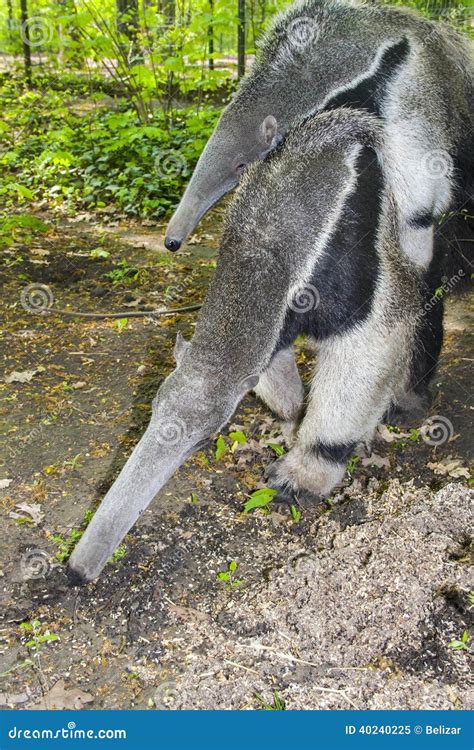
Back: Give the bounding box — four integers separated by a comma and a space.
235, 162, 247, 175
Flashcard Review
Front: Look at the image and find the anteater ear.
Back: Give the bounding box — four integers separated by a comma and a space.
260, 115, 279, 146
174, 331, 191, 365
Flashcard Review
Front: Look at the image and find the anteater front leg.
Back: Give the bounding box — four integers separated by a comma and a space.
254, 347, 304, 422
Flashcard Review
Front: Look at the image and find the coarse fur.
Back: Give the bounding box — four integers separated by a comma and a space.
165, 0, 473, 276
68, 107, 443, 584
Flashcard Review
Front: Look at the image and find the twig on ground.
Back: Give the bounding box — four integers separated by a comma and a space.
44, 303, 202, 320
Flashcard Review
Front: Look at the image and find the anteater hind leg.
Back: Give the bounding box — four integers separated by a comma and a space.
384, 283, 444, 426
266, 322, 413, 503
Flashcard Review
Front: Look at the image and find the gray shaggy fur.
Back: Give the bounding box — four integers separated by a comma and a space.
166, 0, 473, 270
68, 107, 434, 584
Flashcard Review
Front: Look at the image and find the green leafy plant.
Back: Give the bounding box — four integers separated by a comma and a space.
290, 504, 301, 523
217, 559, 243, 588
90, 247, 110, 259
214, 435, 227, 461
20, 620, 59, 651
267, 442, 285, 457
448, 630, 470, 651
347, 455, 360, 475
0, 659, 34, 679
105, 260, 140, 285
109, 544, 127, 563
229, 430, 247, 452
63, 453, 82, 471
0, 213, 49, 248
255, 690, 286, 710
243, 487, 277, 514
52, 528, 83, 562
115, 317, 128, 332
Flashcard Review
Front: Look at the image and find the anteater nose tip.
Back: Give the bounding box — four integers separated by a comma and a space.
165, 237, 181, 252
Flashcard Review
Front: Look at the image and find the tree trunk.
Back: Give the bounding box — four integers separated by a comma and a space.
159, 0, 176, 122
208, 0, 214, 71
20, 0, 32, 87
160, 0, 175, 27
237, 0, 245, 78
117, 0, 140, 59
7, 0, 14, 42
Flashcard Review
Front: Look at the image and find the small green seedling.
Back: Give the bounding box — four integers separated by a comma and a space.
20, 620, 59, 651
347, 455, 360, 475
63, 453, 82, 471
267, 442, 285, 457
115, 317, 128, 332
190, 492, 199, 504
255, 690, 286, 710
214, 435, 227, 461
290, 504, 301, 523
229, 430, 246, 452
0, 659, 33, 678
109, 544, 127, 563
90, 247, 110, 259
105, 259, 139, 284
243, 487, 277, 514
468, 591, 474, 605
217, 560, 243, 588
448, 630, 470, 651
52, 528, 82, 562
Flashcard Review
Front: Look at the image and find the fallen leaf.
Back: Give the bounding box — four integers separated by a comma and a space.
377, 425, 411, 443
362, 453, 391, 469
123, 298, 142, 308
0, 692, 29, 706
71, 381, 86, 390
69, 212, 94, 223
31, 680, 94, 710
0, 478, 12, 489
5, 366, 45, 384
30, 248, 50, 257
9, 502, 44, 526
426, 457, 471, 479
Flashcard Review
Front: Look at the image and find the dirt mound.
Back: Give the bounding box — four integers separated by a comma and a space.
173, 481, 472, 710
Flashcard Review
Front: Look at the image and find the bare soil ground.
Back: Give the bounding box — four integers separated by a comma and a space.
0, 212, 472, 710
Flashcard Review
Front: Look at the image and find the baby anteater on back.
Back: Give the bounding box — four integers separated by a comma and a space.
68, 108, 443, 584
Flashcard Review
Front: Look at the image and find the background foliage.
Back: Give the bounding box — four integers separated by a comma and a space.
0, 0, 471, 219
